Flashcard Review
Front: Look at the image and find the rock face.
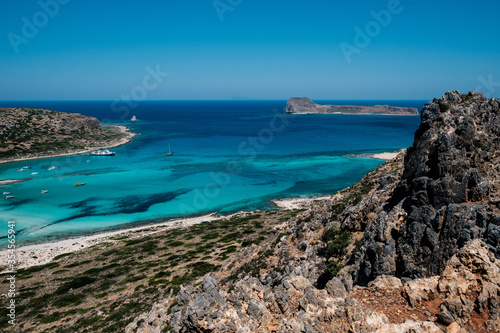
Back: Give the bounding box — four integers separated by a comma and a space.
127, 91, 499, 333
285, 97, 419, 115
348, 91, 500, 285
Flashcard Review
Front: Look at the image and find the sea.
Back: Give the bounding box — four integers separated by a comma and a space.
0, 100, 425, 246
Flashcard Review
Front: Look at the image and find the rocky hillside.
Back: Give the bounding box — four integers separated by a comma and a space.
286, 97, 419, 115
346, 91, 500, 283
124, 91, 499, 333
0, 107, 132, 161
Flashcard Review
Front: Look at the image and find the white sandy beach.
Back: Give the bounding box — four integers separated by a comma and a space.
370, 151, 401, 160
0, 213, 220, 272
347, 149, 405, 161
271, 195, 331, 210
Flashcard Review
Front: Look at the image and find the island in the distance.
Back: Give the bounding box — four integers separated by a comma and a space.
0, 107, 136, 163
286, 97, 419, 115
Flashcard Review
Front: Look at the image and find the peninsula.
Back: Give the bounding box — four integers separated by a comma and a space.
286, 97, 419, 115
0, 107, 136, 163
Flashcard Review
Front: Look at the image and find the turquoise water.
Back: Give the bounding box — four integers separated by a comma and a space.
0, 101, 423, 245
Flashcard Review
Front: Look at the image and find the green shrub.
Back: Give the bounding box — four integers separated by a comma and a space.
322, 227, 351, 258
52, 293, 86, 307
439, 103, 450, 112
53, 253, 73, 261
56, 276, 96, 294
40, 312, 62, 324
325, 260, 344, 277
359, 181, 374, 194
473, 140, 487, 150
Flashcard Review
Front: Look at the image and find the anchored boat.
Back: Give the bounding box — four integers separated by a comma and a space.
165, 143, 173, 156
91, 149, 115, 156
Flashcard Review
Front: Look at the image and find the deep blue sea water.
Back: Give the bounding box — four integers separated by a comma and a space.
0, 100, 424, 245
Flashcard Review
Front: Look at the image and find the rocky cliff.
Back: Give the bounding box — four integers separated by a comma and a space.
126, 91, 499, 333
286, 97, 419, 115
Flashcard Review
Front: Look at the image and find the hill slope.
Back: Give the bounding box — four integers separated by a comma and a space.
0, 107, 134, 161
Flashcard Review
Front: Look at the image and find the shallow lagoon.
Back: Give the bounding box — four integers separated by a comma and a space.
0, 100, 423, 245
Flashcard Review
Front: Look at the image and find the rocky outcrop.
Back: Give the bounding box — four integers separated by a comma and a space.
347, 91, 500, 286
128, 274, 391, 333
126, 91, 499, 332
285, 97, 419, 115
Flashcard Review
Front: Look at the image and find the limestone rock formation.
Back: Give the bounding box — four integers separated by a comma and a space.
347, 91, 500, 285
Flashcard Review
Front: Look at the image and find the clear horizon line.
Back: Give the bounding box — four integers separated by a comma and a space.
0, 98, 430, 102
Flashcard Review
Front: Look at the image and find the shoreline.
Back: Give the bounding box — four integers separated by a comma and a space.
0, 125, 138, 166
288, 112, 419, 116
271, 195, 331, 210
0, 149, 402, 271
347, 149, 405, 161
0, 194, 331, 272
0, 213, 220, 272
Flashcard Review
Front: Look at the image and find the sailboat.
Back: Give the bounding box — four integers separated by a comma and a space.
165, 143, 173, 156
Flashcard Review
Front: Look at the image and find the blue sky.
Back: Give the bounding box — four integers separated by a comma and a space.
0, 0, 499, 100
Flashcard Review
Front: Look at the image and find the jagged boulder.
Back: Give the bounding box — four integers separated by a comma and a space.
437, 239, 500, 330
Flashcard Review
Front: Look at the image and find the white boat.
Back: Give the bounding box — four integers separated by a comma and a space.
48, 166, 57, 170
90, 149, 115, 156
22, 166, 31, 169
165, 144, 173, 156
17, 168, 25, 172
131, 115, 138, 121
4, 195, 14, 200
31, 172, 38, 175
2, 192, 10, 195
86, 160, 91, 163
41, 190, 48, 194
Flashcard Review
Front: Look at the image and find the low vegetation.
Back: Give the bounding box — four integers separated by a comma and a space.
0, 210, 295, 332
0, 107, 130, 161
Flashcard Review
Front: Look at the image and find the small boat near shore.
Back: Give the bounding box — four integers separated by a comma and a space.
48, 166, 57, 170
2, 192, 10, 195
91, 149, 115, 156
74, 182, 86, 187
41, 190, 48, 194
31, 172, 38, 175
4, 195, 15, 200
17, 168, 25, 172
